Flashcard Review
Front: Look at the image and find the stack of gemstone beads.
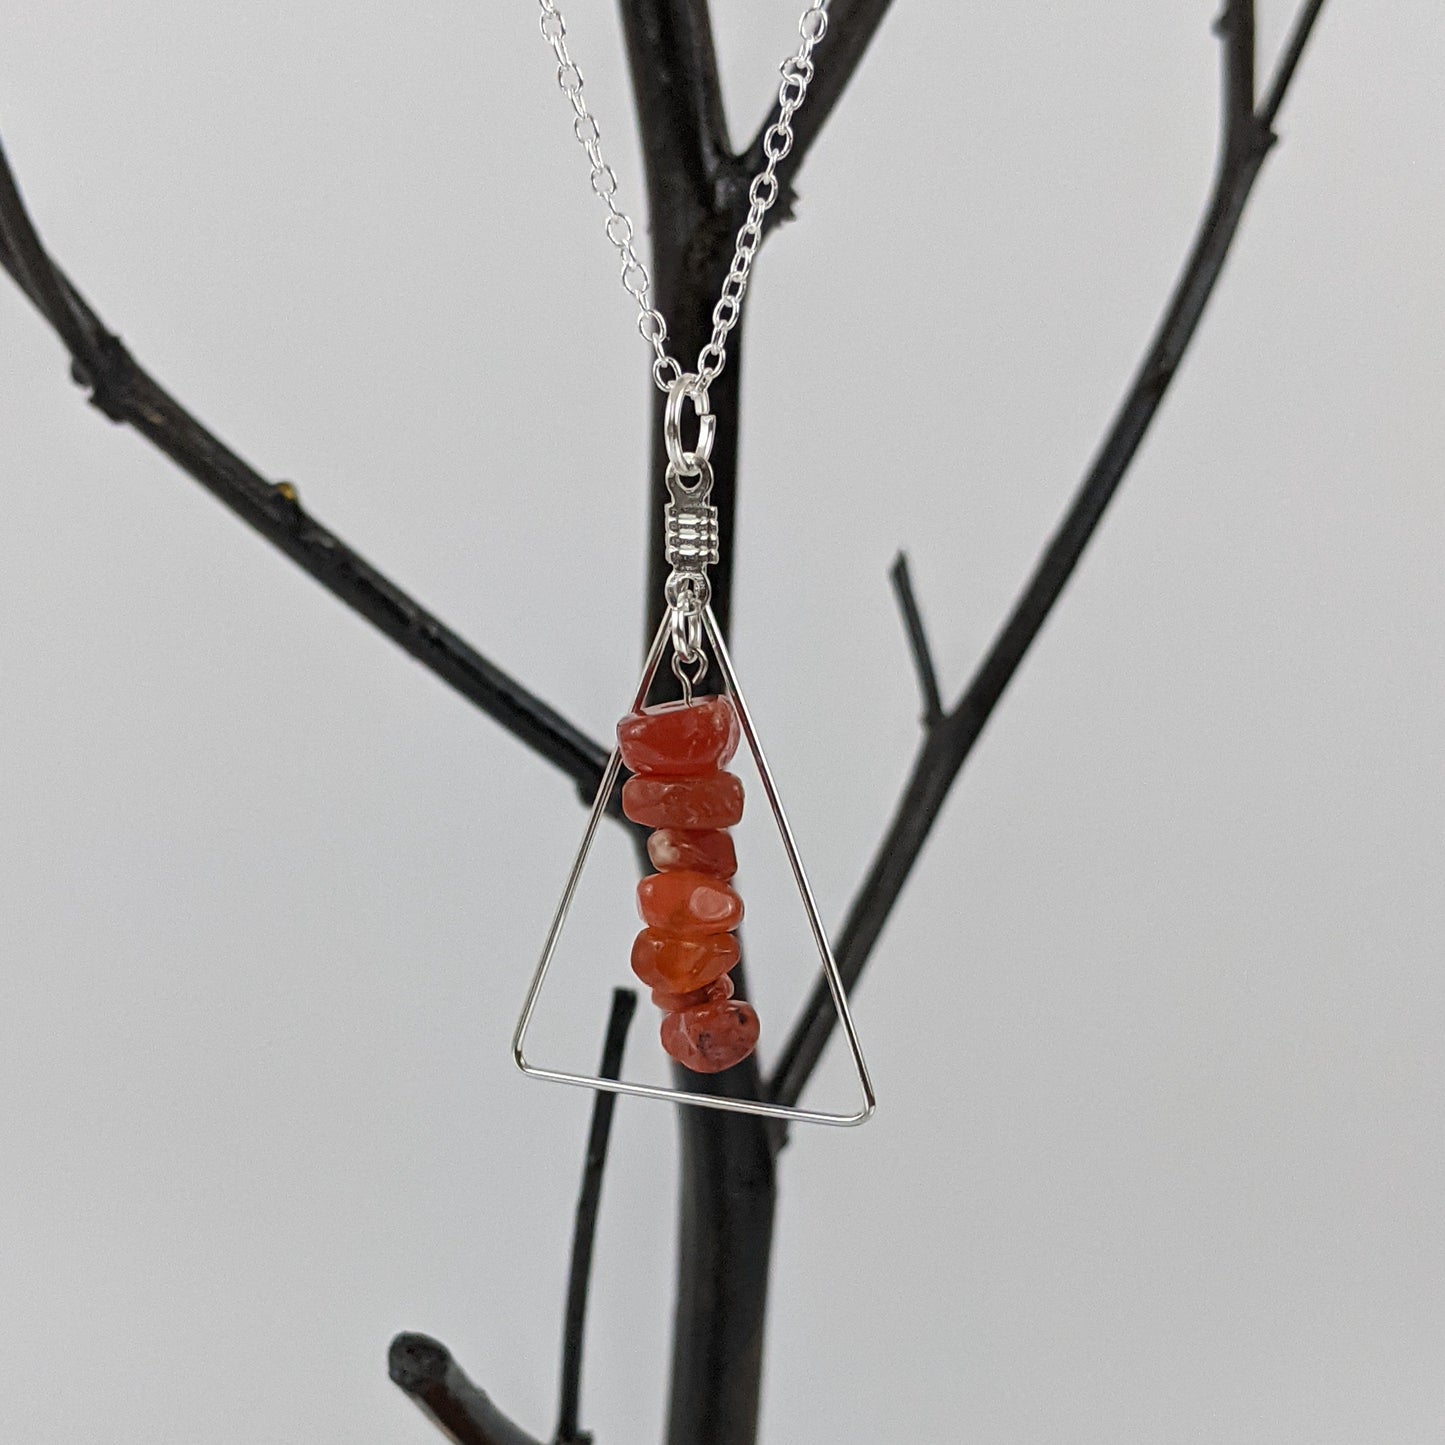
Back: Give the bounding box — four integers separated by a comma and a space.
617, 694, 760, 1073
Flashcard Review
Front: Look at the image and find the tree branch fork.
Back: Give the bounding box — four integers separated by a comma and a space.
0, 2, 1328, 1442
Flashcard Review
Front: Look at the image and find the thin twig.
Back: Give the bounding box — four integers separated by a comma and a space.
1259, 0, 1328, 130
770, 0, 1329, 1109
556, 988, 638, 1445
0, 142, 101, 367
389, 1334, 543, 1445
0, 138, 610, 805
889, 552, 945, 727
741, 0, 897, 231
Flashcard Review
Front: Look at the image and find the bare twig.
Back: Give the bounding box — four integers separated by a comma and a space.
770, 0, 1329, 1109
0, 145, 103, 369
556, 989, 638, 1445
890, 552, 945, 727
741, 0, 897, 231
0, 139, 610, 805
390, 997, 636, 1445
1260, 0, 1328, 130
389, 1333, 543, 1445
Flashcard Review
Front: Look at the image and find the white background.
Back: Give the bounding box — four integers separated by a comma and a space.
2, 3, 1443, 1441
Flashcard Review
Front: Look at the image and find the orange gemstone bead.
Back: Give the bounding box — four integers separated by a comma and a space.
660, 998, 760, 1074
617, 696, 739, 776
651, 974, 734, 1014
630, 929, 738, 992
637, 870, 743, 934
646, 827, 737, 879
622, 772, 743, 829
618, 701, 754, 1067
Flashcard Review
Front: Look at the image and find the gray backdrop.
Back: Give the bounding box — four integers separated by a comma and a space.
2, 3, 1443, 1441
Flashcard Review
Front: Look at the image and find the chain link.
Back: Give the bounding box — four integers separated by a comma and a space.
535, 0, 828, 392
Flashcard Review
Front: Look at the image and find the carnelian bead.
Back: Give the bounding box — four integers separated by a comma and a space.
651, 974, 734, 1014
622, 773, 743, 829
637, 870, 743, 934
647, 827, 737, 879
660, 998, 760, 1074
630, 929, 737, 992
617, 696, 739, 776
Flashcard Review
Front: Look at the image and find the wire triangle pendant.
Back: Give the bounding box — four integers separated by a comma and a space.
513, 604, 875, 1126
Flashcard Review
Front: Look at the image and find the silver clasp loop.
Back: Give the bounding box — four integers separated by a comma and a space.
667, 581, 709, 703
664, 568, 712, 612
669, 590, 705, 664
663, 373, 716, 478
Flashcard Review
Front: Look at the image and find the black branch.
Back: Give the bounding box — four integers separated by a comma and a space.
389, 1334, 543, 1445
890, 552, 945, 727
0, 139, 610, 807
769, 0, 1330, 1109
743, 0, 898, 231
556, 989, 638, 1445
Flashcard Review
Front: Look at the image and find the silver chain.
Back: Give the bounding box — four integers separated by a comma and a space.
535, 0, 829, 394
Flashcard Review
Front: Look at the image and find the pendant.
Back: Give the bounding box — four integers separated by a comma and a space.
512, 377, 874, 1125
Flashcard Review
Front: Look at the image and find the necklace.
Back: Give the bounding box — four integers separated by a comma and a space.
512, 0, 874, 1126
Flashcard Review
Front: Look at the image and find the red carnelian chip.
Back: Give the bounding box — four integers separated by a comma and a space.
646, 827, 737, 879
636, 870, 743, 934
660, 998, 760, 1073
651, 974, 734, 1014
622, 773, 743, 829
617, 696, 739, 776
630, 929, 738, 992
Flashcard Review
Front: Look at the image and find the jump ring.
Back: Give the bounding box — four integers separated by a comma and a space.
663, 372, 716, 478
664, 570, 712, 611
670, 602, 704, 662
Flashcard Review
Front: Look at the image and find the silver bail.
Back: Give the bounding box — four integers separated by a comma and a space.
662, 372, 718, 596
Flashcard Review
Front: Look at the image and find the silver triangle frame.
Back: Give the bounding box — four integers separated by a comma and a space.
513, 606, 876, 1126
